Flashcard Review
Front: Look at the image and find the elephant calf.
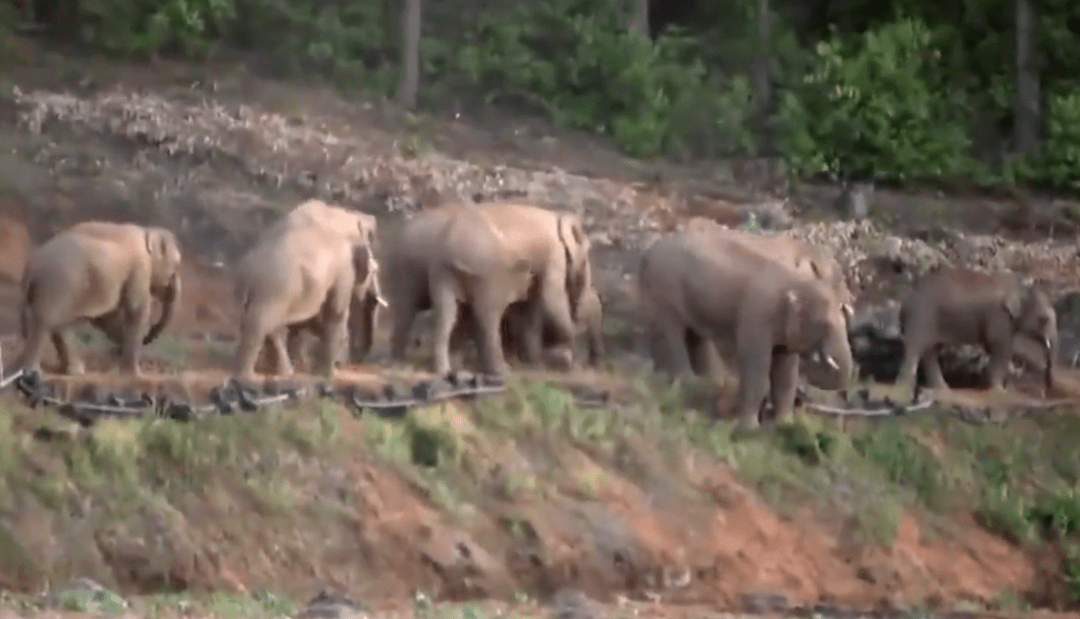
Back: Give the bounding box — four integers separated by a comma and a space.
385, 201, 592, 377
639, 230, 854, 428
17, 221, 183, 377
449, 286, 605, 369
897, 268, 1057, 400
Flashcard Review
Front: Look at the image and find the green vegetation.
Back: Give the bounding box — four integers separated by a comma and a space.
7, 0, 1080, 191
1, 375, 1080, 603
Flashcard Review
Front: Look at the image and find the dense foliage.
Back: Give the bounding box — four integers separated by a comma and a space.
7, 0, 1080, 189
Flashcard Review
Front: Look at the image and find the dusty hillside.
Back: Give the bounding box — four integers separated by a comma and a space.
2, 40, 1080, 618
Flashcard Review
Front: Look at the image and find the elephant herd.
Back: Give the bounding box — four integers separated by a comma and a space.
7, 200, 1061, 429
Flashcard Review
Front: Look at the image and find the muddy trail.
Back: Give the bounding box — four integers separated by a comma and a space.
4, 41, 1080, 616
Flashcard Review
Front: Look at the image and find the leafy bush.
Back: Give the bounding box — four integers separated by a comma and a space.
778, 18, 972, 183
1010, 87, 1080, 191
426, 0, 756, 158
77, 0, 235, 57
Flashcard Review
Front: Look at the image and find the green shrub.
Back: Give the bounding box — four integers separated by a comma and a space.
1011, 87, 1080, 191
778, 18, 972, 183
427, 0, 756, 158
77, 0, 235, 57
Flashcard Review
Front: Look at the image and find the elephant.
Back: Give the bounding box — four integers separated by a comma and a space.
232, 220, 373, 381
638, 229, 854, 428
385, 201, 592, 377
16, 221, 183, 377
896, 268, 1057, 401
260, 200, 386, 363
660, 218, 855, 383
449, 284, 604, 369
275, 242, 383, 372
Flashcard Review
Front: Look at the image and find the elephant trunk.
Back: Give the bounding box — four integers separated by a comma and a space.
143, 272, 181, 346
822, 326, 856, 390
1043, 332, 1057, 393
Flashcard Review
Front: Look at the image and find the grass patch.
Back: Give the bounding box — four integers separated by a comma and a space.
2, 372, 1080, 601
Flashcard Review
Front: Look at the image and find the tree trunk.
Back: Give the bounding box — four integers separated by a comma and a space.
752, 0, 773, 141
397, 0, 422, 109
1014, 0, 1039, 155
628, 0, 649, 36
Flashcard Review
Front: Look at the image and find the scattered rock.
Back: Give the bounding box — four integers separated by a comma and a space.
741, 590, 790, 613
41, 578, 127, 613
548, 588, 601, 619
295, 590, 368, 619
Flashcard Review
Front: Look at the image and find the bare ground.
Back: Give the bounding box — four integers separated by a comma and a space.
3, 37, 1080, 617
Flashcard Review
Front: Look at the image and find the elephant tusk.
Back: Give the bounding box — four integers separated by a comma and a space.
824, 355, 840, 370
1044, 337, 1053, 350
376, 294, 388, 308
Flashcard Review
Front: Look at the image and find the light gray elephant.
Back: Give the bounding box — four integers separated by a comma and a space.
232, 219, 374, 381
385, 201, 592, 376
639, 229, 854, 428
260, 200, 386, 366
896, 268, 1057, 400
17, 221, 183, 377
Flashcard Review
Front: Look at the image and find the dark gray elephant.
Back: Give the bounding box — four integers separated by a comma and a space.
638, 229, 854, 428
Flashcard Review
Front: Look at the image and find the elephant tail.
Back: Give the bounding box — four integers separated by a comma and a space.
19, 275, 36, 340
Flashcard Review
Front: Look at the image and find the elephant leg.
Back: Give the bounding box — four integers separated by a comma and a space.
430, 283, 462, 377
734, 338, 773, 428
920, 347, 948, 389
390, 301, 419, 363
687, 330, 721, 378
315, 317, 346, 377
539, 277, 578, 360
349, 293, 379, 363
896, 338, 927, 400
51, 330, 85, 376
118, 302, 151, 377
654, 322, 695, 378
518, 302, 546, 367
768, 351, 801, 425
235, 309, 276, 382
472, 293, 513, 377
17, 308, 50, 375
268, 330, 294, 376
283, 327, 307, 372
986, 340, 1014, 392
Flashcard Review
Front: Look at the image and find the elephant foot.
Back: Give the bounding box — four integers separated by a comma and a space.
731, 416, 763, 440
773, 410, 797, 426
544, 347, 574, 372
61, 360, 87, 377
234, 370, 262, 384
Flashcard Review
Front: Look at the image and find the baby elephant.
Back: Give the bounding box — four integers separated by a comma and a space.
449, 286, 604, 370
896, 268, 1057, 400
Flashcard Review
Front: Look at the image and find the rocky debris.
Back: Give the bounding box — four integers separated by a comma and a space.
40, 578, 128, 613
740, 590, 790, 613
12, 84, 1080, 303
294, 590, 368, 619
548, 588, 602, 619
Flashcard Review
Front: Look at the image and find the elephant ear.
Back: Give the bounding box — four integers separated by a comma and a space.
782, 288, 804, 346
557, 214, 591, 313
1002, 287, 1025, 320
356, 213, 378, 249
144, 228, 180, 275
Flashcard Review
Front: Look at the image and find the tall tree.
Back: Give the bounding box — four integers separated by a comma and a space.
628, 0, 649, 36
397, 0, 422, 109
1014, 0, 1039, 155
752, 0, 773, 140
